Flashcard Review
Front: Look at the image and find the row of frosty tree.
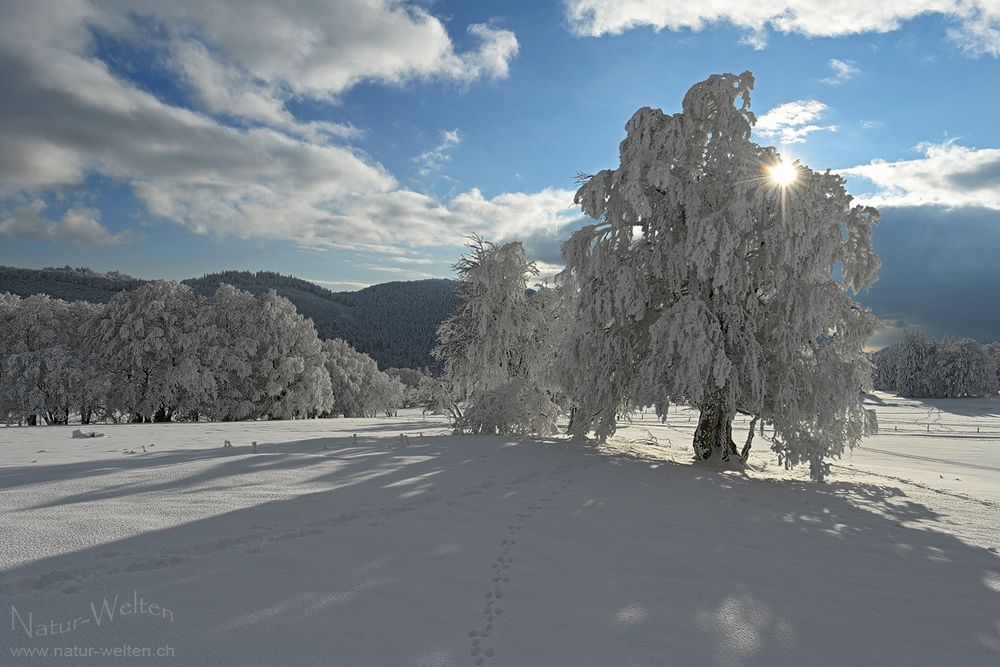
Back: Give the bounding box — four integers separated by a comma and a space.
0, 283, 405, 425
431, 72, 882, 481
874, 330, 1000, 398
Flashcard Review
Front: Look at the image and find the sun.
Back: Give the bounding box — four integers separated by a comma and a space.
768, 160, 798, 187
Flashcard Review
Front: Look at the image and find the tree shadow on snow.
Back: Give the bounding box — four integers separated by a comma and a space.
0, 433, 998, 666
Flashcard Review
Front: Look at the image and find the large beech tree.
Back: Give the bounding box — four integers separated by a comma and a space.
560, 72, 880, 479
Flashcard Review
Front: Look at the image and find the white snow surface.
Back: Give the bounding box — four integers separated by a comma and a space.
1, 395, 998, 665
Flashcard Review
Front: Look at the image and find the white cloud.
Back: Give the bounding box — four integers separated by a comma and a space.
116, 1, 519, 97
326, 187, 582, 251
563, 1, 1000, 56
306, 278, 371, 290
0, 1, 564, 253
948, 8, 1000, 56
413, 129, 462, 177
363, 264, 436, 279
841, 141, 1000, 209
821, 58, 860, 85
169, 40, 361, 142
533, 260, 566, 283
0, 201, 129, 246
754, 100, 837, 145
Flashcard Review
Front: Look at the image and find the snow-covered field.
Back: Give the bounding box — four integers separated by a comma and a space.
1, 395, 998, 666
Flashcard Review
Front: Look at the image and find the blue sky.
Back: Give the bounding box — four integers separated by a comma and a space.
1, 1, 999, 343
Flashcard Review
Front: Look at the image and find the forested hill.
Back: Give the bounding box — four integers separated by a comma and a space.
0, 266, 146, 303
184, 272, 456, 369
0, 266, 456, 369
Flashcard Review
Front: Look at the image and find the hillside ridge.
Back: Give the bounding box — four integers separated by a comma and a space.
0, 266, 456, 369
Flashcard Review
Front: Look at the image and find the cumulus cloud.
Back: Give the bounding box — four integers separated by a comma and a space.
169, 40, 361, 141
0, 1, 562, 253
841, 141, 1000, 209
413, 130, 462, 177
324, 187, 582, 252
118, 1, 519, 98
821, 58, 860, 85
0, 201, 129, 246
563, 1, 1000, 56
754, 100, 837, 145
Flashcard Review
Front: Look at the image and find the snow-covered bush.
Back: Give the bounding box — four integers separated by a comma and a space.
561, 71, 880, 480
459, 378, 561, 436
416, 376, 461, 419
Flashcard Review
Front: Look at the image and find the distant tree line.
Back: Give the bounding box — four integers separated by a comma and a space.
0, 283, 408, 426
1, 266, 457, 370
873, 330, 1000, 398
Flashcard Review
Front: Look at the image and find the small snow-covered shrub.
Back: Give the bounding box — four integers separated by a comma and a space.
459, 379, 560, 437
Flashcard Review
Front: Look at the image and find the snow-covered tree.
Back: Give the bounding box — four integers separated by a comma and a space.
323, 338, 404, 417
195, 285, 333, 420
872, 343, 898, 392
0, 293, 23, 423
986, 342, 1000, 391
561, 72, 880, 479
434, 238, 562, 436
197, 284, 263, 420
85, 282, 210, 422
892, 329, 932, 398
64, 300, 106, 425
435, 238, 540, 398
931, 337, 997, 398
0, 295, 104, 425
249, 290, 333, 419
875, 332, 999, 398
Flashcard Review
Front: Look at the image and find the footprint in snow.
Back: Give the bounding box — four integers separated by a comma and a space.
466, 492, 559, 663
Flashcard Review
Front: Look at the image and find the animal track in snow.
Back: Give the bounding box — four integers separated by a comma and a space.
466, 475, 573, 665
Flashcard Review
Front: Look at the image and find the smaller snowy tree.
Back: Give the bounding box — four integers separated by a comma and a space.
434, 237, 562, 436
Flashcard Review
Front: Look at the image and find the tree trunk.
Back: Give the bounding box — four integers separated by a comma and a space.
27, 415, 37, 426
81, 407, 91, 426
741, 416, 758, 463
693, 400, 737, 460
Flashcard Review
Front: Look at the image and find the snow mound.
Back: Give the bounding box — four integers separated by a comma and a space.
71, 428, 105, 438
